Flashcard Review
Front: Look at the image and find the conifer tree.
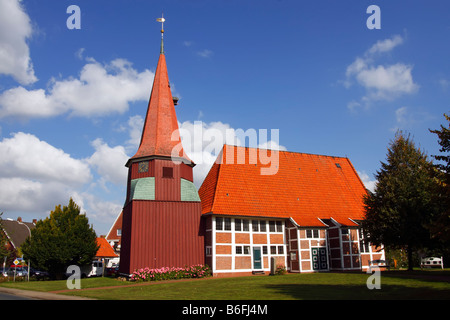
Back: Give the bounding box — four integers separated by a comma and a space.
362, 132, 438, 270
428, 114, 450, 244
21, 198, 99, 279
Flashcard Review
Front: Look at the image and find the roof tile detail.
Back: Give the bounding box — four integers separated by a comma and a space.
198, 145, 367, 227
131, 53, 192, 164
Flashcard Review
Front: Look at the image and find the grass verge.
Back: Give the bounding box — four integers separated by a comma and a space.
1, 270, 450, 300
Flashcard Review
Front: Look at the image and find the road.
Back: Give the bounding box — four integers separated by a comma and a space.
0, 287, 94, 300
0, 291, 35, 300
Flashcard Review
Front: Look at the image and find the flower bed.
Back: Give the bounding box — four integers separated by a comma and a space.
130, 264, 211, 282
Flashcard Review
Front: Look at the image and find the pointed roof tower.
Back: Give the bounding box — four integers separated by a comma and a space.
128, 15, 193, 166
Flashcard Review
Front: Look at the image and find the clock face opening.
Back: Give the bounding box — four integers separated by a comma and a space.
138, 161, 149, 173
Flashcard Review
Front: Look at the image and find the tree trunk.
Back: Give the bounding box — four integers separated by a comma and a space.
407, 245, 413, 271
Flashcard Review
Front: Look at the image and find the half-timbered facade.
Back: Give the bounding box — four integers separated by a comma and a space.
199, 145, 385, 276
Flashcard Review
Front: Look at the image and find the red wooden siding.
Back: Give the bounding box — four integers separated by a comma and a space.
155, 160, 180, 201
119, 200, 205, 274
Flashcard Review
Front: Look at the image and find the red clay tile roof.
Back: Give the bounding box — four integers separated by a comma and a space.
96, 237, 118, 258
130, 53, 192, 164
198, 145, 367, 227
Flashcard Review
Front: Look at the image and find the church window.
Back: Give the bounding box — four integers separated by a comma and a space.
242, 219, 249, 232
260, 220, 266, 232
269, 221, 275, 232
162, 167, 173, 178
224, 218, 231, 231
216, 217, 223, 230
235, 219, 242, 231
276, 221, 282, 232
252, 220, 259, 232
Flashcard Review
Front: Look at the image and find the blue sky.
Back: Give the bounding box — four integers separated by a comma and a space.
0, 0, 449, 236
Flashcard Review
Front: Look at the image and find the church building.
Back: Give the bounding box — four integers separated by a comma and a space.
117, 18, 384, 277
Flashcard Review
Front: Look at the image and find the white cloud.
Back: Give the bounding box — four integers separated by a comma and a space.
344, 35, 418, 108
75, 47, 85, 60
0, 178, 74, 214
72, 192, 123, 223
0, 132, 92, 214
367, 35, 404, 55
86, 138, 129, 186
125, 115, 144, 149
0, 58, 154, 120
0, 132, 91, 184
357, 171, 377, 193
197, 49, 213, 58
0, 0, 37, 85
391, 106, 435, 132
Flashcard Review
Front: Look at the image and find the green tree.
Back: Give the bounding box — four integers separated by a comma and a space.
21, 198, 99, 279
428, 113, 450, 244
362, 132, 438, 271
0, 211, 12, 262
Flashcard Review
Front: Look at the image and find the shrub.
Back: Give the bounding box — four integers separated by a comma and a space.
275, 264, 287, 275
130, 264, 211, 282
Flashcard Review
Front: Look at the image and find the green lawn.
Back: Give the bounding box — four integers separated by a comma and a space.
2, 270, 450, 300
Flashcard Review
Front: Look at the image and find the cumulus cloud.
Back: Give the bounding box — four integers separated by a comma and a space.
357, 171, 377, 193
0, 132, 92, 214
125, 115, 145, 149
0, 132, 91, 184
0, 0, 37, 85
71, 192, 123, 223
0, 58, 154, 120
367, 35, 404, 55
344, 35, 418, 109
86, 138, 129, 186
0, 131, 128, 230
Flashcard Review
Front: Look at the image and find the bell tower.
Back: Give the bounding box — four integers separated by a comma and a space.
119, 16, 205, 275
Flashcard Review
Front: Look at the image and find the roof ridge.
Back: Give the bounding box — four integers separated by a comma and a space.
210, 147, 226, 213
222, 143, 348, 159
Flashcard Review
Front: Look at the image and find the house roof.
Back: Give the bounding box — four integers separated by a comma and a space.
1, 219, 35, 249
96, 237, 118, 258
106, 210, 122, 241
128, 52, 192, 166
198, 145, 367, 227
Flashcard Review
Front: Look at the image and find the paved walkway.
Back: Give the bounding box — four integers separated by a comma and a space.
0, 286, 95, 300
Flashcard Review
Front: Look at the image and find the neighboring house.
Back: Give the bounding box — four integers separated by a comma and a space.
1, 217, 35, 258
105, 210, 123, 255
95, 237, 119, 268
198, 145, 385, 276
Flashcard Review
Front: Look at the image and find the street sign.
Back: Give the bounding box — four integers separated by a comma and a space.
13, 259, 19, 266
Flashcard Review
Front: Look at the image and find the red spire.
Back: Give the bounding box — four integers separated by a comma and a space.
129, 53, 193, 165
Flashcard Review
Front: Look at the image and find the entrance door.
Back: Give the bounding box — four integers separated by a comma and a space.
253, 247, 262, 269
311, 247, 328, 271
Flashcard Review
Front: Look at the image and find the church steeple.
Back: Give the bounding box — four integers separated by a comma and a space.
157, 13, 165, 54
128, 15, 192, 166
119, 16, 204, 276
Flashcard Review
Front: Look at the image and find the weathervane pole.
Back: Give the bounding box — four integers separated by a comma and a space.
156, 13, 165, 54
